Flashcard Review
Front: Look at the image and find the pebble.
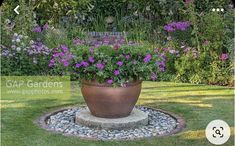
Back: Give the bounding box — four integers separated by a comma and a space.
45, 106, 177, 140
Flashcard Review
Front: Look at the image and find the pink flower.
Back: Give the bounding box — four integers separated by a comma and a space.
89, 47, 94, 53
73, 38, 82, 45
113, 44, 120, 50
125, 55, 131, 59
185, 0, 193, 4
154, 48, 160, 53
43, 23, 49, 30
220, 53, 229, 61
203, 40, 209, 45
183, 47, 191, 53
96, 63, 105, 70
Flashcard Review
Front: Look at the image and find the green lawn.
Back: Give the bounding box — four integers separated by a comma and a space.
1, 81, 234, 146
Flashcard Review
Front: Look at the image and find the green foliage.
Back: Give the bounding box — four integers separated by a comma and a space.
200, 12, 225, 51
44, 28, 69, 49
174, 51, 232, 85
34, 0, 91, 24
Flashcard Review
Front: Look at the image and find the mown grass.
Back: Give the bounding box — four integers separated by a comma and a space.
1, 81, 234, 146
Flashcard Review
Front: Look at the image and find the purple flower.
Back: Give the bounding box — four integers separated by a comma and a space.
107, 79, 113, 84
75, 63, 82, 68
103, 39, 110, 45
32, 26, 42, 33
150, 73, 157, 81
73, 38, 82, 45
96, 63, 105, 70
125, 55, 131, 59
164, 21, 190, 32
61, 45, 68, 52
114, 69, 120, 76
175, 22, 190, 31
67, 53, 73, 60
63, 61, 69, 67
43, 23, 49, 30
164, 25, 175, 32
116, 61, 123, 66
143, 54, 152, 63
89, 48, 94, 53
220, 53, 229, 61
88, 56, 95, 63
53, 52, 64, 57
48, 59, 55, 67
163, 48, 170, 52
156, 61, 166, 72
119, 38, 125, 44
81, 61, 89, 67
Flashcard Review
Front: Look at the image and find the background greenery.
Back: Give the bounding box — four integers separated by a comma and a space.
1, 0, 234, 86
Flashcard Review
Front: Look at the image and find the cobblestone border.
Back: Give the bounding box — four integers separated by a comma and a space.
36, 105, 186, 141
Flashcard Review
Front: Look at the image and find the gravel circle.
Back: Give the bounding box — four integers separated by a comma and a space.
40, 106, 185, 140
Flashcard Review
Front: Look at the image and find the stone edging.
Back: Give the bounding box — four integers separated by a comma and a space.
36, 105, 186, 141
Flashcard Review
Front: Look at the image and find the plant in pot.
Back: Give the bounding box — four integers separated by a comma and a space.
49, 44, 165, 118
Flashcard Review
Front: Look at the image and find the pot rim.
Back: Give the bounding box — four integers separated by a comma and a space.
81, 80, 142, 87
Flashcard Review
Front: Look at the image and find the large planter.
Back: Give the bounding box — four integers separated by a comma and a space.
81, 80, 142, 118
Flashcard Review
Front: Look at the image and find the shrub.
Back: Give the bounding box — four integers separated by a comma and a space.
1, 33, 51, 75
174, 50, 232, 86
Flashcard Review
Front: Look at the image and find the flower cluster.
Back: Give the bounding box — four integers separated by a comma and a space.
32, 23, 49, 33
1, 33, 52, 75
1, 33, 51, 64
73, 35, 138, 49
220, 53, 229, 61
49, 45, 73, 67
60, 44, 165, 86
27, 41, 50, 56
164, 21, 191, 32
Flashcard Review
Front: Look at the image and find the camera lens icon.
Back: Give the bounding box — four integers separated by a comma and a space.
206, 120, 230, 145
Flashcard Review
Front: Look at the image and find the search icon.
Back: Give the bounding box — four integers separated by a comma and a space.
215, 129, 221, 135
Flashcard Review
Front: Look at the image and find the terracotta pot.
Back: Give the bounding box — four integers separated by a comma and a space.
81, 80, 142, 118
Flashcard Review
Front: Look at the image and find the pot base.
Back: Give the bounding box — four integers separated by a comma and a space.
75, 107, 148, 130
